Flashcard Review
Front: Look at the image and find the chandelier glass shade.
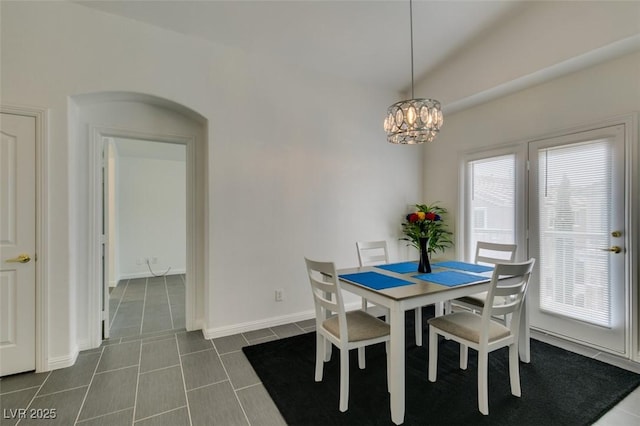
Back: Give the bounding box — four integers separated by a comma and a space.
384, 98, 443, 144
385, 0, 443, 144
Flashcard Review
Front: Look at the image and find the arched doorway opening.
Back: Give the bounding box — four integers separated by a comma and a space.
70, 92, 208, 348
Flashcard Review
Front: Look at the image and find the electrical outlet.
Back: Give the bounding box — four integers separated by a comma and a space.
275, 289, 284, 302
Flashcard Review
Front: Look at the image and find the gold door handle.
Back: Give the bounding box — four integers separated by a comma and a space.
5, 254, 31, 263
600, 246, 622, 254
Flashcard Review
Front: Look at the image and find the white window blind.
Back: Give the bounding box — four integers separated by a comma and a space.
537, 140, 611, 327
466, 155, 515, 261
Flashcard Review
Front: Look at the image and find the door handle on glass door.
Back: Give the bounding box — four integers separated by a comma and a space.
600, 246, 622, 254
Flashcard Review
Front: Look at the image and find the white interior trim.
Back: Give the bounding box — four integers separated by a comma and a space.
88, 126, 197, 348
0, 104, 49, 373
46, 350, 78, 371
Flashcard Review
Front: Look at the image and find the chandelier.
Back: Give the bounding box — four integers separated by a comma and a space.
384, 0, 443, 144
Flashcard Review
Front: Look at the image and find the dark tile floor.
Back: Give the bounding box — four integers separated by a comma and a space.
109, 275, 186, 338
0, 275, 313, 425
2, 274, 638, 425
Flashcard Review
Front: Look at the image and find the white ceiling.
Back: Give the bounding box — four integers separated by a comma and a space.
75, 0, 523, 93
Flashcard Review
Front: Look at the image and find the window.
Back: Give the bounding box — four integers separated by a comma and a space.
462, 152, 520, 262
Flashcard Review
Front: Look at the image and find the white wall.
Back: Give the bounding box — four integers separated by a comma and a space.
414, 1, 640, 108
422, 52, 640, 225
116, 143, 186, 279
0, 1, 421, 366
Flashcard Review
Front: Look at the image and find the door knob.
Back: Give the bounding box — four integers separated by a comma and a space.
5, 254, 31, 263
600, 246, 622, 254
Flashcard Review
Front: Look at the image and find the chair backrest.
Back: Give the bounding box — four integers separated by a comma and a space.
304, 258, 348, 342
356, 240, 389, 267
481, 258, 536, 337
475, 241, 517, 265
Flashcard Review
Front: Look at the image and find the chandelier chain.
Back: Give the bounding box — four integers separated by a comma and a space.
410, 0, 414, 99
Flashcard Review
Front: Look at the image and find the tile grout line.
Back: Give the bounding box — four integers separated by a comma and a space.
73, 346, 105, 425
179, 345, 218, 357
133, 405, 189, 424
164, 275, 176, 330
75, 406, 133, 424
615, 406, 640, 418
139, 277, 148, 335
176, 334, 194, 426
110, 278, 129, 330
187, 378, 232, 393
139, 362, 182, 376
14, 371, 52, 426
34, 384, 90, 398
234, 382, 265, 392
131, 339, 143, 425
212, 337, 253, 425
94, 363, 140, 376
0, 384, 45, 397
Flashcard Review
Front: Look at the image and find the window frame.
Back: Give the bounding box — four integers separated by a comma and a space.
458, 144, 527, 262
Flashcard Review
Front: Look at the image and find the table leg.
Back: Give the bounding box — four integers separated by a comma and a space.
389, 304, 405, 425
435, 301, 444, 317
414, 308, 422, 346
519, 297, 530, 363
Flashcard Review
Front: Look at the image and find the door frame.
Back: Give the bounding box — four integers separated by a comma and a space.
88, 126, 196, 347
527, 114, 638, 361
1, 105, 48, 372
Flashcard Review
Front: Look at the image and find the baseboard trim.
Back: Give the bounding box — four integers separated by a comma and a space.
202, 302, 361, 340
118, 269, 186, 280
47, 347, 79, 371
203, 311, 314, 340
531, 329, 640, 374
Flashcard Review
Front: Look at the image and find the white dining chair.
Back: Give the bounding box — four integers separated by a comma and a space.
428, 258, 536, 415
356, 241, 390, 315
305, 257, 390, 412
356, 241, 426, 346
449, 241, 517, 321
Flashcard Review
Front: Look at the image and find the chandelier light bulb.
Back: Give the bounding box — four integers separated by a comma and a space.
407, 105, 417, 125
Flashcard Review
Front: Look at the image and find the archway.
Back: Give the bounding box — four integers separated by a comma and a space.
70, 92, 208, 348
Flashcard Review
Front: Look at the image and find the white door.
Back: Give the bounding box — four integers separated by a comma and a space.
0, 113, 36, 376
528, 124, 627, 355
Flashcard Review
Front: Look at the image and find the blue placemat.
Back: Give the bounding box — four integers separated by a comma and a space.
339, 272, 413, 290
375, 261, 418, 274
433, 261, 493, 273
415, 271, 486, 287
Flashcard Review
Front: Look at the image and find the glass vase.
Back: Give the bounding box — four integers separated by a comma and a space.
418, 237, 431, 273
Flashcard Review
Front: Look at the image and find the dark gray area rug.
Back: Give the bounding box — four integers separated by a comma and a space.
243, 307, 640, 425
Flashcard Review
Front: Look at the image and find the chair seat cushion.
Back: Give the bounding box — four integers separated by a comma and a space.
323, 310, 390, 342
455, 292, 506, 308
428, 311, 510, 343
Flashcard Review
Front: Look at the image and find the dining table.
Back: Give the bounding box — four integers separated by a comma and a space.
337, 260, 530, 425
